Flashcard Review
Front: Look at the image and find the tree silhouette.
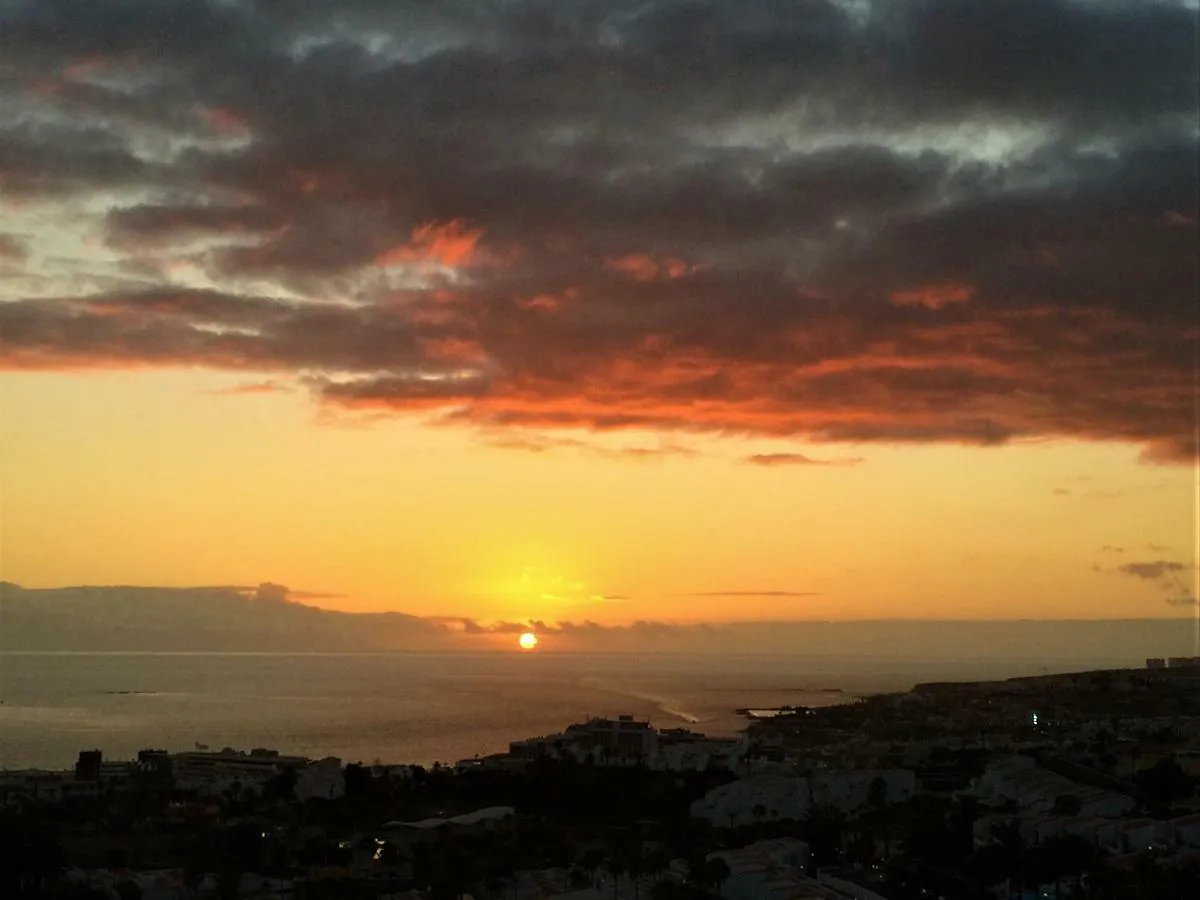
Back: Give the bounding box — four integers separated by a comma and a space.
266, 766, 298, 803
1137, 755, 1194, 806
803, 804, 846, 867
580, 848, 605, 886
867, 776, 888, 810
628, 848, 647, 900
606, 846, 627, 900
703, 857, 731, 898
1052, 794, 1082, 816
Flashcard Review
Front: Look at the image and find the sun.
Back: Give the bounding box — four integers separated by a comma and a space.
518, 631, 539, 651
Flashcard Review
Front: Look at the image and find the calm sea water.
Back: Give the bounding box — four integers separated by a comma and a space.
0, 652, 1111, 770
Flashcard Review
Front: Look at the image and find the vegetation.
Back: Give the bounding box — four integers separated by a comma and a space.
5, 728, 1200, 899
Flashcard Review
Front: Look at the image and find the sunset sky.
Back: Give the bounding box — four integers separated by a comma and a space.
1, 0, 1197, 630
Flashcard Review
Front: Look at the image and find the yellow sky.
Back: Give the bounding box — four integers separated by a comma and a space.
2, 369, 1191, 624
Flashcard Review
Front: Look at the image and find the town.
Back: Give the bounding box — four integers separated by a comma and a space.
5, 661, 1200, 900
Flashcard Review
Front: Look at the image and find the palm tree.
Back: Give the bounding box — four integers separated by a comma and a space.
484, 874, 506, 900
580, 848, 605, 887
993, 823, 1027, 893
644, 847, 671, 883
628, 849, 646, 900
704, 857, 731, 898
804, 803, 846, 866
379, 840, 406, 870
1052, 794, 1083, 817
867, 776, 888, 811
216, 867, 242, 900
685, 854, 707, 890
608, 854, 626, 900
606, 832, 633, 900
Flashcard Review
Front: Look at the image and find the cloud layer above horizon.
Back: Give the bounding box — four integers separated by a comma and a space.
5, 581, 1200, 660
1, 0, 1196, 460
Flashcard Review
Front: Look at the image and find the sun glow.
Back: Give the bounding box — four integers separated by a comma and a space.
518, 631, 539, 650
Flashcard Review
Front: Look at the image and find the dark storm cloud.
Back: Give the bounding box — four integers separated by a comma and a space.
104, 204, 288, 249
0, 0, 1196, 461
909, 0, 1198, 123
0, 121, 157, 197
0, 287, 470, 373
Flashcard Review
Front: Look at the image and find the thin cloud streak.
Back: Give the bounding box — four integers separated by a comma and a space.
1166, 596, 1199, 608
483, 432, 699, 460
205, 380, 290, 396
744, 454, 865, 467
680, 590, 822, 598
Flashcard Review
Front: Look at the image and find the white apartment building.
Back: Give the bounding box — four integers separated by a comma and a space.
692, 775, 810, 827
808, 770, 916, 811
653, 735, 749, 773
1, 770, 67, 805
295, 757, 345, 801
508, 717, 751, 772
172, 748, 310, 797
380, 806, 516, 840
510, 716, 658, 766
563, 715, 660, 762
1119, 819, 1160, 853
64, 869, 192, 900
713, 839, 888, 900
690, 770, 916, 828
970, 756, 1135, 817
1169, 813, 1200, 848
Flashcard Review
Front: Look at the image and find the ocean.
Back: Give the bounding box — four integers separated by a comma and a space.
0, 650, 1138, 770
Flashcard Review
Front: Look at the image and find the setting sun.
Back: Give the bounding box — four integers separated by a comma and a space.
518, 632, 539, 651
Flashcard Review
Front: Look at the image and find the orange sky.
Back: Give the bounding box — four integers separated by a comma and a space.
2, 367, 1193, 624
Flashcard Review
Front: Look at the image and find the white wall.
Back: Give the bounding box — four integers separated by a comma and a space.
296, 758, 345, 801
690, 770, 917, 827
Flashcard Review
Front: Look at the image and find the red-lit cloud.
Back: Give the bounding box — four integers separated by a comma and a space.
202, 107, 250, 136
606, 254, 692, 282
206, 380, 289, 397
376, 221, 486, 268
